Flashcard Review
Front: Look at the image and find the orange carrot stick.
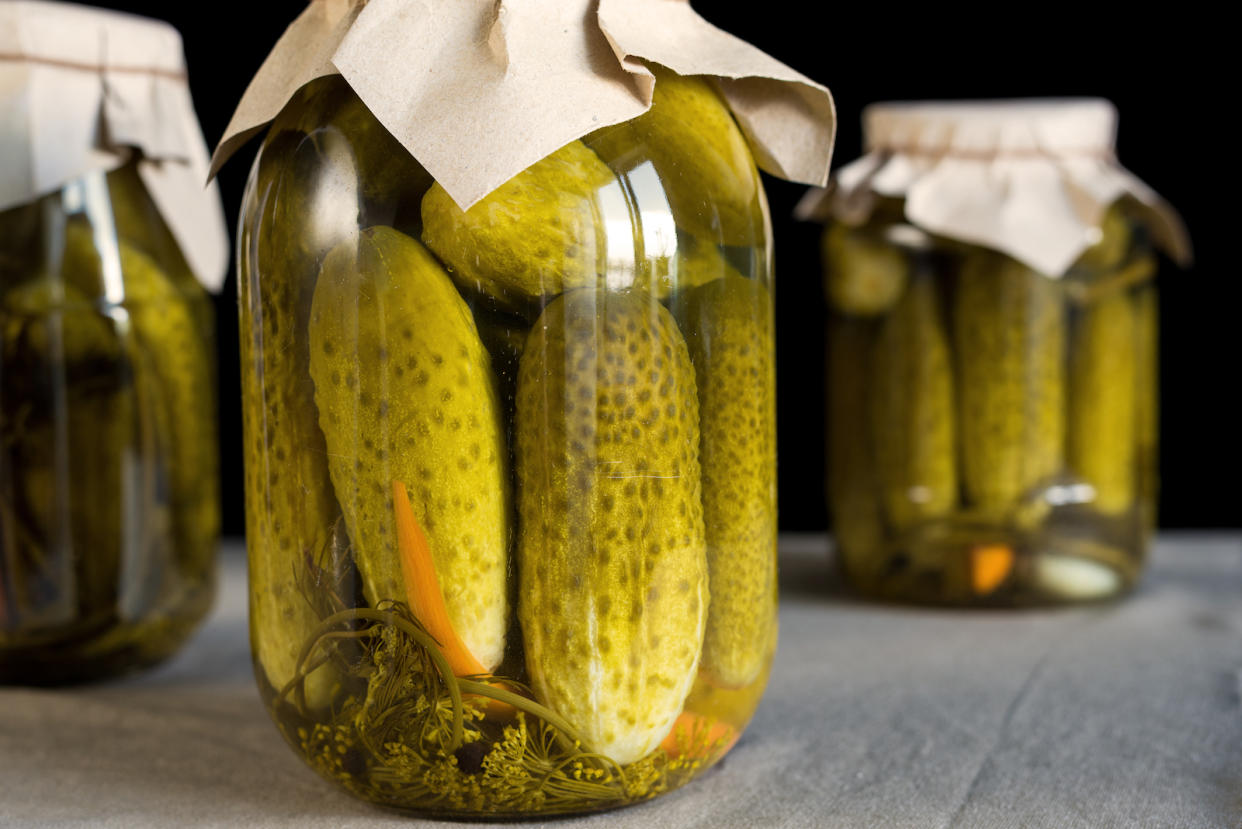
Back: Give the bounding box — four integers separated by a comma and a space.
659, 712, 739, 760
971, 543, 1014, 595
392, 479, 487, 678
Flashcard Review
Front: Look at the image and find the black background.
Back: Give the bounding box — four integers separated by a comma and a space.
91, 2, 1236, 534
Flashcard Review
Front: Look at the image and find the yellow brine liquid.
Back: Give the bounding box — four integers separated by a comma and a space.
824, 206, 1157, 605
239, 75, 777, 816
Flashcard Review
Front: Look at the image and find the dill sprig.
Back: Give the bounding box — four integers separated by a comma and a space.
272, 596, 731, 816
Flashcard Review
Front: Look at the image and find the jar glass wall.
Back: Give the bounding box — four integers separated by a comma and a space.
238, 74, 776, 817
0, 162, 218, 682
825, 202, 1157, 605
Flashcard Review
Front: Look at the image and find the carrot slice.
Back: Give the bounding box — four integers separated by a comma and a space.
660, 712, 739, 760
392, 479, 487, 678
971, 543, 1014, 595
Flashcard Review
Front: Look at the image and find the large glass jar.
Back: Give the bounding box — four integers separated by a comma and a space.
817, 101, 1186, 606
0, 161, 219, 681
237, 72, 775, 817
825, 203, 1157, 604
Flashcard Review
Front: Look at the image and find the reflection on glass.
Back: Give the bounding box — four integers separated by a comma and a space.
0, 164, 217, 683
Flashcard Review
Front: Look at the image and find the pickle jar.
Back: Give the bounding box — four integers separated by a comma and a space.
218, 0, 841, 807
0, 3, 228, 682
810, 100, 1189, 606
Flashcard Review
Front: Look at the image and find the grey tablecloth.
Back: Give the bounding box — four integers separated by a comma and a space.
1, 535, 1240, 828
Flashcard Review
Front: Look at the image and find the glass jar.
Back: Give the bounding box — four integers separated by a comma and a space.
825, 195, 1165, 606
0, 161, 219, 681
815, 100, 1189, 607
237, 71, 775, 817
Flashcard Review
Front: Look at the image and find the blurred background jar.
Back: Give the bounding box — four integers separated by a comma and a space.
804, 100, 1189, 606
0, 2, 229, 682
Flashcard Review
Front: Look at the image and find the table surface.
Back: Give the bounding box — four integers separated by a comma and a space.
1, 535, 1240, 828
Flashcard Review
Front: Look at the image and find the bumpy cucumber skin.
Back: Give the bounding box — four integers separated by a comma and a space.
1070, 291, 1137, 516
421, 141, 617, 311
309, 227, 510, 671
871, 275, 958, 530
825, 317, 886, 577
955, 254, 1066, 520
516, 289, 708, 765
584, 69, 763, 247
239, 131, 352, 703
822, 224, 910, 316
675, 275, 775, 690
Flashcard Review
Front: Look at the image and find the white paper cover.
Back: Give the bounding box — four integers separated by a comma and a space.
0, 0, 228, 291
210, 0, 837, 210
796, 99, 1190, 276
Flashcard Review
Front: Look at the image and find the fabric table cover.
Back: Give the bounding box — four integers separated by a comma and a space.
2, 535, 1239, 827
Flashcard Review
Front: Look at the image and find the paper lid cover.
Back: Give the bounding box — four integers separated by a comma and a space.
209, 0, 837, 211
797, 98, 1190, 276
0, 0, 229, 291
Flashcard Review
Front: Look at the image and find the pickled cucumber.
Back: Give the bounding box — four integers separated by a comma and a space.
1069, 290, 1136, 515
638, 233, 738, 300
675, 275, 775, 689
421, 141, 617, 312
584, 69, 763, 247
58, 223, 218, 586
1134, 284, 1158, 526
1, 278, 128, 626
675, 275, 770, 691
4, 408, 131, 629
1074, 203, 1132, 272
2, 274, 118, 361
956, 254, 1066, 520
516, 289, 708, 765
325, 92, 433, 217
0, 201, 40, 278
309, 226, 509, 670
871, 275, 958, 530
104, 162, 201, 304
822, 223, 910, 316
270, 75, 433, 218
240, 129, 355, 704
1065, 252, 1155, 307
825, 318, 885, 575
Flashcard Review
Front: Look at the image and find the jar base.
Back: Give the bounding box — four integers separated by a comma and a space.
838, 507, 1147, 607
254, 615, 761, 820
0, 576, 214, 685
